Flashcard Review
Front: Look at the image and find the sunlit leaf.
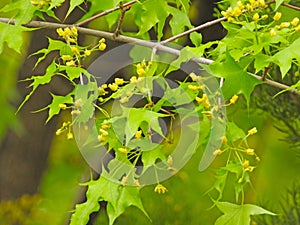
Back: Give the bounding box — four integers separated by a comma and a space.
215, 202, 275, 225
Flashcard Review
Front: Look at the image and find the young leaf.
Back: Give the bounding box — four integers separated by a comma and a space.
215, 202, 276, 225
209, 51, 262, 106
65, 0, 85, 19
275, 0, 284, 10
106, 184, 150, 225
0, 23, 29, 54
135, 0, 169, 40
17, 61, 58, 112
270, 38, 300, 78
0, 0, 36, 25
45, 93, 74, 123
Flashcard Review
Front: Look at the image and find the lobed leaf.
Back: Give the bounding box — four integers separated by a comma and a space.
215, 202, 275, 225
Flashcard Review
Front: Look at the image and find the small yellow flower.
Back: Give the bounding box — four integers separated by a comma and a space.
222, 136, 227, 144
243, 159, 249, 168
71, 46, 80, 55
137, 67, 146, 76
246, 4, 253, 11
253, 13, 260, 21
154, 183, 168, 194
255, 156, 261, 162
134, 179, 141, 187
71, 27, 78, 36
248, 127, 257, 135
64, 27, 72, 36
261, 14, 268, 20
237, 1, 244, 10
258, 0, 265, 7
56, 129, 63, 135
118, 147, 129, 154
66, 60, 76, 67
273, 12, 282, 21
270, 29, 277, 36
130, 76, 138, 83
108, 83, 118, 91
213, 149, 223, 156
135, 130, 142, 139
114, 78, 125, 85
84, 49, 91, 56
74, 98, 83, 107
167, 155, 173, 165
291, 17, 299, 26
189, 72, 201, 81
120, 176, 128, 186
67, 132, 73, 140
61, 55, 73, 61
295, 25, 300, 32
99, 43, 106, 51
99, 128, 109, 136
98, 134, 106, 142
71, 109, 81, 115
230, 94, 239, 104
245, 166, 255, 172
188, 84, 200, 91
232, 7, 242, 17
99, 38, 105, 43
101, 124, 111, 130
59, 103, 67, 110
280, 22, 290, 28
246, 148, 255, 155
238, 177, 243, 183
119, 96, 129, 103
56, 28, 64, 36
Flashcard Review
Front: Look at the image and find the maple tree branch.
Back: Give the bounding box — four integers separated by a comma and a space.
282, 2, 300, 11
76, 0, 137, 26
0, 17, 298, 94
160, 17, 226, 45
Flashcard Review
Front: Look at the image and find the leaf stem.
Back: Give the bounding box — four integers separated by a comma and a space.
76, 0, 138, 26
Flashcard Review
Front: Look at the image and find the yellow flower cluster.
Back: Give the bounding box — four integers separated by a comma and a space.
98, 38, 107, 51
221, 0, 266, 21
270, 15, 300, 36
154, 183, 168, 194
57, 27, 78, 44
196, 94, 210, 108
98, 121, 111, 142
55, 121, 73, 140
136, 60, 152, 76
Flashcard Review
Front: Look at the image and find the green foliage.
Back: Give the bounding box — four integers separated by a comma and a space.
215, 202, 275, 225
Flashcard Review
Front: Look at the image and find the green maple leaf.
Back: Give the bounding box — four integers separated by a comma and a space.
208, 51, 262, 106
122, 107, 170, 144
270, 38, 300, 78
0, 0, 36, 25
17, 61, 58, 112
215, 202, 276, 225
70, 176, 149, 225
35, 93, 74, 123
0, 23, 30, 54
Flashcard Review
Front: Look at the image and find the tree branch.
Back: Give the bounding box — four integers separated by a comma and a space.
76, 0, 137, 26
160, 17, 226, 45
0, 17, 298, 94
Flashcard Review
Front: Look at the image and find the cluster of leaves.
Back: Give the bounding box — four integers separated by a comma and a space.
1, 0, 300, 224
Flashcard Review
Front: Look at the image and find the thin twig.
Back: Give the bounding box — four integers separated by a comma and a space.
113, 2, 129, 39
282, 2, 300, 11
160, 17, 226, 45
0, 18, 298, 94
76, 0, 137, 26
